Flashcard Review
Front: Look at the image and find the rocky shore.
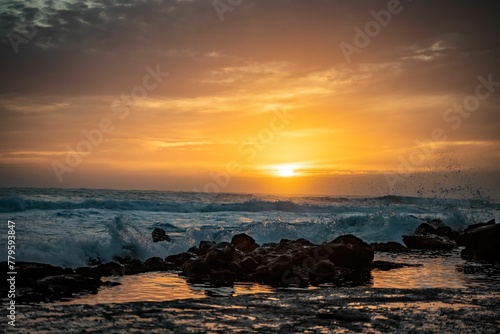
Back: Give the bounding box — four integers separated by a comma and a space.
1, 219, 498, 304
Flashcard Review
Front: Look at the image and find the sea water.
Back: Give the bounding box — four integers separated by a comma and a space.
1, 187, 498, 269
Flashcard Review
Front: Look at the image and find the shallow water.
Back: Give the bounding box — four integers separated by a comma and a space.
55, 250, 500, 305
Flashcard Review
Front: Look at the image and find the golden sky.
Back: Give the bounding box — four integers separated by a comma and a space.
1, 0, 499, 198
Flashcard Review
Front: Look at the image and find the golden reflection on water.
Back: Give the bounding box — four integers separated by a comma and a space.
372, 252, 469, 289
60, 272, 273, 305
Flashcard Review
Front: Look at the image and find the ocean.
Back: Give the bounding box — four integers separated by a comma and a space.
1, 187, 498, 269
4, 187, 500, 332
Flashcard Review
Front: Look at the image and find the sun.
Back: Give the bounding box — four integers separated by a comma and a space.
275, 165, 297, 177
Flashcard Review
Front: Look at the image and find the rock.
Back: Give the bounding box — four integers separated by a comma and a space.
164, 252, 195, 268
124, 258, 147, 275
34, 274, 101, 301
177, 234, 374, 288
144, 257, 167, 271
231, 233, 258, 253
456, 222, 500, 262
371, 242, 409, 253
371, 260, 423, 271
326, 235, 374, 271
462, 219, 496, 233
152, 227, 171, 242
415, 222, 459, 240
402, 235, 455, 251
180, 258, 210, 279
198, 240, 216, 256
95, 261, 125, 277
4, 262, 71, 285
204, 242, 235, 267
415, 222, 438, 235
240, 256, 259, 272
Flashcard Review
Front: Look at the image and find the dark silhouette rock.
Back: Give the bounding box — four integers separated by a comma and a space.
240, 256, 259, 272
180, 258, 210, 279
415, 222, 459, 240
95, 261, 125, 276
371, 260, 423, 271
177, 234, 374, 288
204, 242, 235, 267
231, 233, 258, 253
164, 252, 195, 268
198, 240, 216, 256
415, 222, 437, 235
326, 235, 374, 270
152, 227, 171, 242
462, 219, 496, 233
34, 274, 101, 301
402, 235, 455, 251
371, 242, 409, 253
144, 257, 167, 271
456, 222, 500, 262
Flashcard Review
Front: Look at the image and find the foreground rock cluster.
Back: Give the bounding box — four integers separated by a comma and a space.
174, 233, 374, 288
2, 219, 498, 303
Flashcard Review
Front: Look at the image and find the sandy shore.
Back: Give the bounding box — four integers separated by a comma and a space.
13, 283, 500, 333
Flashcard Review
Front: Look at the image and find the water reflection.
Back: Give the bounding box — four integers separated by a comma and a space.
58, 250, 500, 305
60, 272, 273, 305
372, 249, 500, 289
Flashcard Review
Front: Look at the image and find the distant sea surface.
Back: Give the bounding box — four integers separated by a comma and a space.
1, 187, 499, 268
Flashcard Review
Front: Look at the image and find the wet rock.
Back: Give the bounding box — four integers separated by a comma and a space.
456, 222, 500, 262
371, 260, 423, 271
3, 262, 72, 285
95, 261, 125, 277
326, 235, 374, 270
178, 234, 374, 288
204, 242, 235, 267
462, 219, 496, 233
240, 256, 260, 272
34, 274, 101, 301
198, 240, 216, 256
415, 222, 438, 235
144, 257, 167, 271
124, 258, 147, 275
415, 222, 458, 240
231, 233, 258, 253
165, 252, 196, 268
152, 227, 171, 242
180, 258, 210, 279
402, 235, 455, 251
371, 242, 409, 253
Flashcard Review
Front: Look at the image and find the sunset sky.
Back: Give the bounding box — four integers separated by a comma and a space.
1, 0, 499, 199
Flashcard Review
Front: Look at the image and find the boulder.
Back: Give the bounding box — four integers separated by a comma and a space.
415, 222, 458, 240
180, 258, 210, 279
326, 235, 374, 271
95, 261, 125, 276
164, 252, 195, 268
402, 235, 455, 251
144, 257, 167, 271
152, 227, 171, 243
231, 233, 258, 253
34, 274, 101, 301
204, 242, 235, 267
456, 222, 500, 262
370, 242, 409, 253
462, 219, 496, 233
